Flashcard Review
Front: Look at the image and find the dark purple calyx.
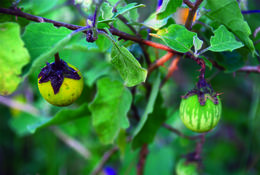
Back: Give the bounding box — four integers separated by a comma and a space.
38, 59, 81, 94
182, 78, 220, 106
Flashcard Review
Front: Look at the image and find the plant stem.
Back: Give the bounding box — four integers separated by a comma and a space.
90, 146, 118, 175
163, 123, 201, 140
0, 7, 259, 74
185, 0, 203, 30
137, 144, 149, 175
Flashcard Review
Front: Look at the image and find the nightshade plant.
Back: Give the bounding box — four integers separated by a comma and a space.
0, 0, 260, 175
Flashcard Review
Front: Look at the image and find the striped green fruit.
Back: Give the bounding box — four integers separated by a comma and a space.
179, 94, 222, 132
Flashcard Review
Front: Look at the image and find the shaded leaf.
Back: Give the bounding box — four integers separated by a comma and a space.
0, 22, 30, 95
132, 73, 161, 138
209, 25, 244, 52
9, 103, 89, 136
28, 103, 90, 133
132, 95, 167, 149
114, 3, 145, 18
89, 77, 132, 144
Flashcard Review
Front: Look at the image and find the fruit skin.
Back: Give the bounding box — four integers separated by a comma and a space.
179, 94, 222, 132
176, 159, 199, 175
38, 64, 83, 107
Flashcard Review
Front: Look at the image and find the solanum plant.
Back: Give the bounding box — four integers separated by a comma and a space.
0, 0, 260, 175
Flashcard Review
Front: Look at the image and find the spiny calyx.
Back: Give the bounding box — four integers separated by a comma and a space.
38, 59, 81, 94
182, 78, 221, 105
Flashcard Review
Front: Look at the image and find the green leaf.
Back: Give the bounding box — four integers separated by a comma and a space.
101, 2, 114, 20
111, 45, 147, 87
22, 23, 74, 77
84, 62, 112, 86
28, 103, 90, 133
208, 25, 244, 52
9, 103, 89, 136
205, 0, 255, 54
193, 35, 203, 53
143, 13, 169, 30
157, 0, 182, 20
9, 113, 45, 136
31, 0, 58, 15
154, 24, 196, 53
0, 22, 30, 95
114, 3, 145, 18
132, 95, 167, 149
132, 73, 161, 138
213, 51, 245, 72
89, 77, 132, 144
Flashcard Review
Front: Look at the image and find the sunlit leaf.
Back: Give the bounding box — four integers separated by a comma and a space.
154, 24, 196, 53
206, 0, 255, 54
209, 25, 244, 52
0, 22, 30, 95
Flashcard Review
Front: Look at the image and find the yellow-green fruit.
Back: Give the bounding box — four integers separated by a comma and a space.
38, 64, 83, 107
179, 94, 222, 132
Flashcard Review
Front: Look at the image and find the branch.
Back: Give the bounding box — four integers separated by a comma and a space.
183, 0, 194, 8
148, 52, 175, 74
116, 14, 151, 65
0, 95, 39, 115
90, 146, 119, 175
162, 123, 200, 140
137, 144, 149, 175
51, 127, 91, 160
185, 0, 203, 30
160, 56, 181, 87
1, 7, 260, 75
238, 65, 260, 73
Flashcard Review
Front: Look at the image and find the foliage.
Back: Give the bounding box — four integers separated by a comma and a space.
0, 0, 260, 175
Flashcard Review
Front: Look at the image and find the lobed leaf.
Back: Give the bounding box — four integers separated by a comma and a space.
89, 77, 132, 144
205, 0, 255, 54
154, 24, 196, 53
209, 25, 244, 52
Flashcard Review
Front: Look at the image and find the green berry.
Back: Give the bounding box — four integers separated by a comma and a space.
179, 94, 222, 132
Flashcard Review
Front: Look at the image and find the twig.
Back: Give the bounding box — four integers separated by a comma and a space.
116, 14, 151, 65
51, 127, 91, 160
160, 56, 181, 87
0, 95, 39, 115
0, 7, 181, 54
148, 52, 175, 74
90, 146, 119, 175
183, 0, 194, 8
137, 144, 149, 175
238, 65, 260, 73
1, 7, 260, 75
194, 133, 205, 160
185, 0, 203, 30
162, 123, 200, 140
